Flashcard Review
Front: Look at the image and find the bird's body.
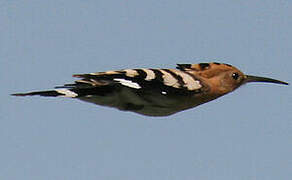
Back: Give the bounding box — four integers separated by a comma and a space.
12, 62, 288, 116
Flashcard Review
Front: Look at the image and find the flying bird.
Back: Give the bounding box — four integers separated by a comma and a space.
12, 62, 288, 116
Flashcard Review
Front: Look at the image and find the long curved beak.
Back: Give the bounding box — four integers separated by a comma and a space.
245, 75, 288, 85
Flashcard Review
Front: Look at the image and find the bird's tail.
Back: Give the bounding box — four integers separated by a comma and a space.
11, 84, 115, 98
11, 89, 78, 97
11, 73, 118, 98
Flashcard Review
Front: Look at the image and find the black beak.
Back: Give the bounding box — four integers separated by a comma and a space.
245, 75, 288, 85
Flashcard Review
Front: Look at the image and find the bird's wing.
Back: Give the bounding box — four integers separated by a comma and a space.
69, 68, 203, 96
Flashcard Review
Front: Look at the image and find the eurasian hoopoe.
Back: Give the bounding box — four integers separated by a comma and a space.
12, 62, 288, 116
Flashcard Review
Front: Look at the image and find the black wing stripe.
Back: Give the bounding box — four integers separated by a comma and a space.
150, 69, 163, 82
134, 69, 148, 79
176, 64, 192, 71
162, 69, 185, 88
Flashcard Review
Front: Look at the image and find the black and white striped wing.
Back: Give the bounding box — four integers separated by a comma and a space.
71, 68, 203, 97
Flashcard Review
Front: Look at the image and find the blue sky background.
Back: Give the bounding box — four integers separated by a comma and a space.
1, 0, 291, 179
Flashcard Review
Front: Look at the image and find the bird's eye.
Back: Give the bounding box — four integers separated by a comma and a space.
232, 72, 239, 80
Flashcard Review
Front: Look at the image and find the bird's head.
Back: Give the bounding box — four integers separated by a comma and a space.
177, 62, 288, 96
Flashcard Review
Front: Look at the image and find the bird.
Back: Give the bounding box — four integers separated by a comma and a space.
12, 62, 288, 116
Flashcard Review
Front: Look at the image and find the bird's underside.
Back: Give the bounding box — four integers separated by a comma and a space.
13, 65, 208, 116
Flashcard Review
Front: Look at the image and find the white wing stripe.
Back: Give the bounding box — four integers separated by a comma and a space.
56, 89, 78, 97
141, 69, 156, 80
124, 69, 139, 77
159, 69, 180, 88
114, 78, 141, 89
168, 70, 202, 90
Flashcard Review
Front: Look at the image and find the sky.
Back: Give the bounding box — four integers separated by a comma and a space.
1, 0, 292, 180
